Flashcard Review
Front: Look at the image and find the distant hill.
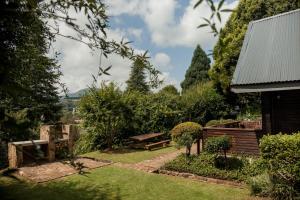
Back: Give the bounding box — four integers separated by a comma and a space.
66, 88, 89, 99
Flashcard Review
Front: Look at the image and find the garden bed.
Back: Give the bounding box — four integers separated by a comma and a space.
157, 169, 244, 188
162, 153, 265, 183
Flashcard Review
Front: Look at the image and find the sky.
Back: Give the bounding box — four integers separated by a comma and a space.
53, 0, 239, 93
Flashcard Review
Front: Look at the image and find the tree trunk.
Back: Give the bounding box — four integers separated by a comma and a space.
186, 146, 191, 157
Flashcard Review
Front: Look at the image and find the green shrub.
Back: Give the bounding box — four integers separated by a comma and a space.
242, 157, 267, 178
78, 83, 130, 151
248, 173, 271, 197
170, 122, 202, 156
259, 133, 300, 200
123, 91, 182, 135
205, 119, 236, 127
205, 136, 231, 154
163, 153, 250, 182
181, 82, 230, 125
205, 136, 231, 168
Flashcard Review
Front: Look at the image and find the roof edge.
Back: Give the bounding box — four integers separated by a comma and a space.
231, 82, 300, 93
251, 8, 300, 24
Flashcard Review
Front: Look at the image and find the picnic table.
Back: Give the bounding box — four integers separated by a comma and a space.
129, 133, 170, 150
130, 132, 165, 142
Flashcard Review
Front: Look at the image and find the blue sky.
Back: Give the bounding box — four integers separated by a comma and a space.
55, 0, 238, 93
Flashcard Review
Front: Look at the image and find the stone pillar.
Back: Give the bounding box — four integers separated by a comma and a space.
40, 125, 56, 162
8, 143, 23, 168
62, 124, 79, 153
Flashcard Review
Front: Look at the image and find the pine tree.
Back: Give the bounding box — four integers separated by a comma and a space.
0, 1, 62, 141
181, 45, 210, 91
126, 59, 150, 93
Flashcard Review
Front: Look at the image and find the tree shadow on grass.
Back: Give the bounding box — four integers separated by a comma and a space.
0, 176, 122, 200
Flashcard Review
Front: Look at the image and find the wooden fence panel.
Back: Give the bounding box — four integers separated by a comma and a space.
203, 127, 263, 155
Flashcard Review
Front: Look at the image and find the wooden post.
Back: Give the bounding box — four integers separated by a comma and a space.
8, 143, 23, 168
40, 125, 56, 162
261, 92, 272, 134
196, 139, 200, 155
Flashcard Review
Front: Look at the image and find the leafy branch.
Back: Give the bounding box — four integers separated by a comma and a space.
194, 0, 234, 36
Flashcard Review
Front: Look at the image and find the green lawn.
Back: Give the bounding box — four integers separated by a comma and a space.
0, 166, 256, 200
82, 146, 178, 163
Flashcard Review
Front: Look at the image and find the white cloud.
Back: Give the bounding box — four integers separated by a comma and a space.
105, 0, 238, 48
127, 28, 143, 41
51, 0, 239, 93
54, 34, 133, 93
50, 12, 135, 93
153, 52, 172, 71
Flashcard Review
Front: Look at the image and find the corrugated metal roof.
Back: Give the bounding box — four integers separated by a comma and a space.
231, 9, 300, 93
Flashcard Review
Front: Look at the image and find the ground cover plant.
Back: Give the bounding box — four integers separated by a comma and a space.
0, 166, 258, 200
163, 152, 265, 182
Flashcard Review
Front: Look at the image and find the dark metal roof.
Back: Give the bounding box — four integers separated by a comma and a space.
231, 9, 300, 93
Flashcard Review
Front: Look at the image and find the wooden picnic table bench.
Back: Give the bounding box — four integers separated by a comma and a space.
145, 140, 170, 150
130, 132, 165, 142
129, 133, 170, 150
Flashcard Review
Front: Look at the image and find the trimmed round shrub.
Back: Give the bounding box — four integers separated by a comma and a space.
205, 136, 231, 154
170, 122, 202, 156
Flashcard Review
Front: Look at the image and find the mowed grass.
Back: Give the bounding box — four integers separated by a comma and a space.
0, 166, 256, 200
82, 146, 178, 163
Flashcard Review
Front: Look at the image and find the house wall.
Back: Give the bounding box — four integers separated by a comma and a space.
262, 90, 300, 134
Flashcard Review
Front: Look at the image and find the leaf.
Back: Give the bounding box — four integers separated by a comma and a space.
202, 17, 211, 24
143, 50, 148, 57
220, 9, 234, 12
208, 0, 215, 11
217, 12, 221, 23
218, 0, 225, 10
197, 24, 209, 28
193, 0, 204, 9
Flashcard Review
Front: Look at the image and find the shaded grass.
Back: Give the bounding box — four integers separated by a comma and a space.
82, 146, 177, 163
0, 166, 257, 200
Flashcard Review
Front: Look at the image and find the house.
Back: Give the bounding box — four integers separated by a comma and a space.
231, 9, 300, 134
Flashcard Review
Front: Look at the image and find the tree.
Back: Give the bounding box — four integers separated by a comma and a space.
78, 83, 129, 151
181, 82, 229, 125
181, 45, 211, 91
0, 0, 161, 143
0, 1, 62, 141
159, 85, 179, 96
210, 0, 300, 94
126, 58, 150, 93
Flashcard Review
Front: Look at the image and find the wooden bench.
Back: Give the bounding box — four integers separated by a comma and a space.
145, 140, 170, 150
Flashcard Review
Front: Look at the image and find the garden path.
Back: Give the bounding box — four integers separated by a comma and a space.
114, 144, 197, 173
